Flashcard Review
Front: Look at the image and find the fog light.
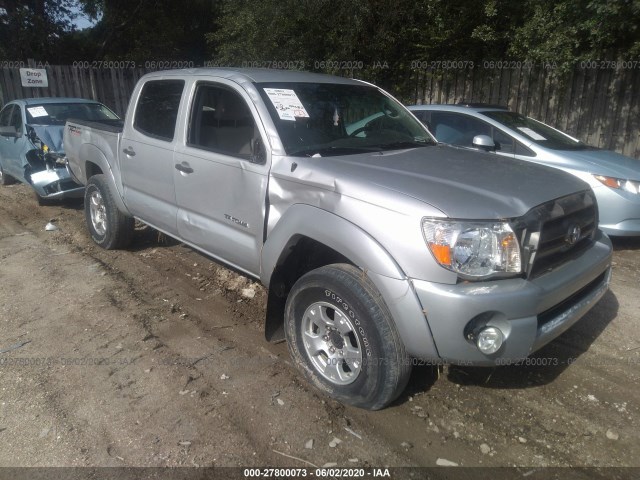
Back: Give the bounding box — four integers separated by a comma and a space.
476, 326, 504, 354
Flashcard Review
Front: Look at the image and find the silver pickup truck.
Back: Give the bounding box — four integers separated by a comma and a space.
65, 68, 612, 410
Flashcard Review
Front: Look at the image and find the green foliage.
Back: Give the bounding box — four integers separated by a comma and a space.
73, 0, 220, 62
0, 0, 219, 63
207, 0, 532, 95
203, 0, 640, 96
0, 0, 638, 73
509, 0, 640, 70
0, 0, 78, 61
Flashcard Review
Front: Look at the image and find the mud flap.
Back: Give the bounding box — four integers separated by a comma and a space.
265, 288, 286, 343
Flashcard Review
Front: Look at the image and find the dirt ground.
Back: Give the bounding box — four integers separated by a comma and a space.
0, 181, 639, 471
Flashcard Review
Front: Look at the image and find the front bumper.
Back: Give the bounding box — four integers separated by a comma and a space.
29, 167, 84, 199
595, 185, 640, 236
411, 230, 612, 365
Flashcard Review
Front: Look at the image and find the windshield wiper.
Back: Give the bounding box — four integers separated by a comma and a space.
288, 146, 382, 157
373, 140, 435, 151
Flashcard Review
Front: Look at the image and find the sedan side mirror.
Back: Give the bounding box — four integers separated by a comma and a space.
0, 126, 22, 138
472, 134, 495, 152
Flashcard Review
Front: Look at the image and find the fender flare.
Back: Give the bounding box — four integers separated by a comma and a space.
261, 204, 404, 286
79, 143, 130, 215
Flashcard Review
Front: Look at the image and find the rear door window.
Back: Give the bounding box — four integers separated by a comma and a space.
134, 80, 185, 141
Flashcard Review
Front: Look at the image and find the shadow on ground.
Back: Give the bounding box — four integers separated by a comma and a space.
611, 236, 640, 252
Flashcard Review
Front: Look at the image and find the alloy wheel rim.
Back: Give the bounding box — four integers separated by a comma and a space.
301, 301, 363, 386
89, 190, 107, 236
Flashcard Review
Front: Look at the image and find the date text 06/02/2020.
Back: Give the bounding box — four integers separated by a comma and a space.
243, 468, 391, 477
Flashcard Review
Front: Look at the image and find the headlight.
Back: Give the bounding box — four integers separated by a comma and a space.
422, 219, 521, 278
593, 175, 639, 194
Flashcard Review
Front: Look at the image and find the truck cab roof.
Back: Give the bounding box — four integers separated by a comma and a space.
140, 67, 366, 86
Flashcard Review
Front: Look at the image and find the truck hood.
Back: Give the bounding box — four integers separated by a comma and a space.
28, 124, 65, 153
285, 145, 590, 219
544, 147, 640, 180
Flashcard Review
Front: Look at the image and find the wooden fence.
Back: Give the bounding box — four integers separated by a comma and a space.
1, 64, 638, 159
0, 65, 146, 119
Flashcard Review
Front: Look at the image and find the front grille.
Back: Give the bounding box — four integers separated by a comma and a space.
515, 191, 598, 278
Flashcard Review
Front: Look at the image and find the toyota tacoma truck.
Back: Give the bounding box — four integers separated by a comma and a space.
64, 68, 612, 410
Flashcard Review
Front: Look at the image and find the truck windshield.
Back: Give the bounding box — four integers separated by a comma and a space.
257, 82, 434, 156
482, 111, 589, 151
25, 102, 119, 125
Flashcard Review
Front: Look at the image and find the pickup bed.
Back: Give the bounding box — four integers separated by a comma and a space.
65, 68, 612, 409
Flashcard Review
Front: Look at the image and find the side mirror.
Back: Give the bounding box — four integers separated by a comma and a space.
0, 125, 22, 138
472, 135, 495, 151
251, 137, 266, 164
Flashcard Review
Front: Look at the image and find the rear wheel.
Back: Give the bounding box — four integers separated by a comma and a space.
85, 174, 133, 249
284, 263, 411, 410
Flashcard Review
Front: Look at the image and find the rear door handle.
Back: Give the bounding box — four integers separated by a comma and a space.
123, 147, 136, 156
175, 162, 194, 174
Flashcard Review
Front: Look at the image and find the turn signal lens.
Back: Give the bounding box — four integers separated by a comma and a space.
429, 243, 452, 266
593, 175, 640, 194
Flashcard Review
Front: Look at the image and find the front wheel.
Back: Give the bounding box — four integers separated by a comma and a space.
285, 264, 411, 410
85, 174, 133, 249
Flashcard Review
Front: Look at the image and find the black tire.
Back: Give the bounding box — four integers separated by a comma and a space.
285, 263, 412, 410
0, 163, 15, 185
84, 174, 134, 249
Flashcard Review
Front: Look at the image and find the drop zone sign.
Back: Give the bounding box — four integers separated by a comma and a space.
20, 68, 48, 87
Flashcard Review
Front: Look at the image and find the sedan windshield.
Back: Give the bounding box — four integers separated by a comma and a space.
482, 110, 589, 151
257, 82, 434, 156
25, 102, 119, 125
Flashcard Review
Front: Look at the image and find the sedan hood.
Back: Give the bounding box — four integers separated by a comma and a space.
549, 148, 640, 180
288, 145, 590, 219
28, 124, 64, 153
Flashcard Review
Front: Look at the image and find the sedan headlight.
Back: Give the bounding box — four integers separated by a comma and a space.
422, 219, 521, 278
593, 175, 639, 194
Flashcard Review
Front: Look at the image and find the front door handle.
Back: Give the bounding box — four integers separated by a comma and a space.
123, 147, 136, 156
175, 162, 194, 174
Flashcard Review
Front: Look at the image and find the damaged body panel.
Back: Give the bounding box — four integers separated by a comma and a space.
64, 68, 612, 410
0, 97, 119, 200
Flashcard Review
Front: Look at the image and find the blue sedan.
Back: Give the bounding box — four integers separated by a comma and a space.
408, 104, 640, 236
0, 97, 120, 202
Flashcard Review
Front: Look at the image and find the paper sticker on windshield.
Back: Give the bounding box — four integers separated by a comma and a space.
263, 88, 309, 121
517, 127, 546, 141
27, 106, 48, 118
